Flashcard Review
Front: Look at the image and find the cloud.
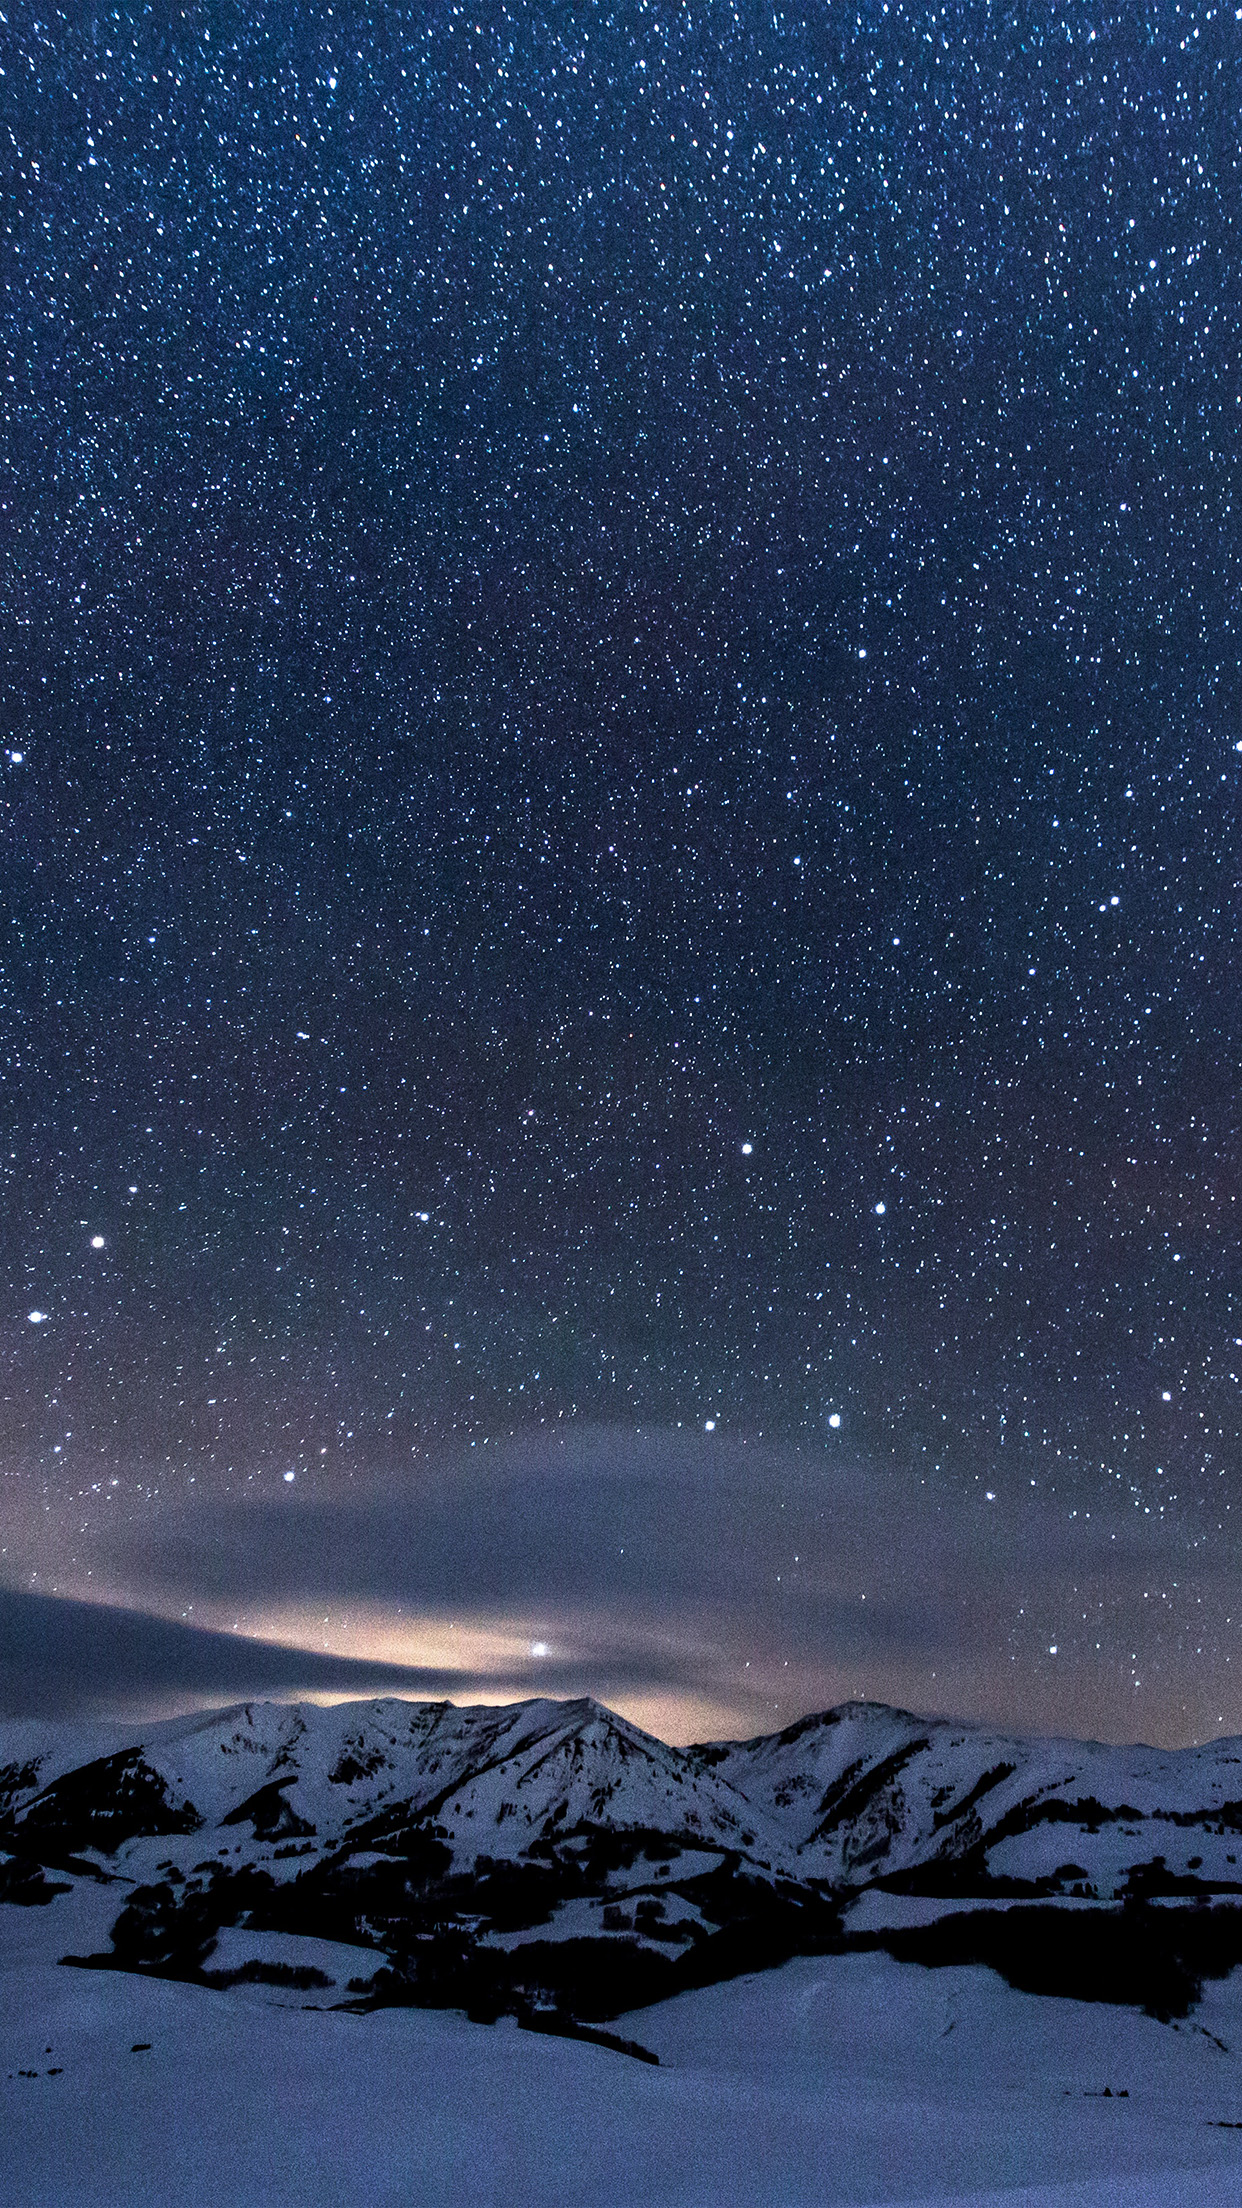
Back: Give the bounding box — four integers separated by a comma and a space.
100, 1423, 1176, 1627
7, 1423, 1223, 1745
0, 1584, 527, 1723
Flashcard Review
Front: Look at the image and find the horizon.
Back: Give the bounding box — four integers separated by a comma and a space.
4, 1600, 1238, 1760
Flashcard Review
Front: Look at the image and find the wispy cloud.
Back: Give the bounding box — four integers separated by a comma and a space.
3, 1424, 1230, 1745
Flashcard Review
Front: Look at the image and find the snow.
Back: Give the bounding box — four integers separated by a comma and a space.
11, 1690, 1242, 2200
5, 1893, 1242, 2204
0, 1694, 773, 1872
479, 1890, 702, 1949
700, 1700, 1242, 1892
11, 1691, 1242, 1903
203, 1926, 383, 1993
841, 1891, 1101, 1934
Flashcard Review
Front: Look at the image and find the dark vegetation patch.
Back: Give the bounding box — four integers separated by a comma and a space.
1152, 1803, 1242, 1832
331, 1809, 455, 1873
367, 1932, 676, 2023
102, 1864, 281, 1975
201, 1959, 334, 1991
851, 1903, 1242, 2022
1, 1750, 201, 1859
329, 1748, 390, 1786
73, 1854, 1242, 2039
876, 1860, 1076, 1900
0, 1852, 71, 1905
525, 1825, 689, 1877
356, 1864, 841, 2025
0, 1760, 43, 1816
811, 1741, 930, 1840
978, 1795, 1143, 1852
220, 1777, 315, 1842
60, 1826, 841, 2036
931, 1764, 1016, 1833
1121, 1856, 1242, 1901
884, 1849, 1242, 1906
519, 2011, 659, 2064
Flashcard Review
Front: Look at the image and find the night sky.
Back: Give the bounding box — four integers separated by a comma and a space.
2, 0, 1240, 1745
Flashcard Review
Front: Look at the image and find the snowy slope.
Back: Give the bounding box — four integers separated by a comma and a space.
5, 1942, 1242, 2206
0, 1694, 818, 2027
10, 1692, 1242, 2205
696, 1699, 1242, 1896
3, 1694, 775, 1866
7, 1691, 1242, 2033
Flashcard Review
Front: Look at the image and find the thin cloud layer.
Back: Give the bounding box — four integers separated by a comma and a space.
7, 1425, 1231, 1746
0, 1584, 492, 1723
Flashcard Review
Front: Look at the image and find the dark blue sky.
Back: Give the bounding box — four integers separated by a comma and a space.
2, 0, 1239, 1743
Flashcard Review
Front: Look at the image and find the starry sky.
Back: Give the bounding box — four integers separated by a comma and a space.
2, 0, 1240, 1745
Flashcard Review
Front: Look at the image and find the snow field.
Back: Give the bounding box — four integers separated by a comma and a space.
5, 1943, 1242, 2205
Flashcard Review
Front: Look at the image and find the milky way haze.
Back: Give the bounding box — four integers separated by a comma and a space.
1, 0, 1239, 1744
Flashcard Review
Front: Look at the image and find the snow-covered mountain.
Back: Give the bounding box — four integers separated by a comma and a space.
5, 1693, 1242, 2028
0, 1695, 822, 2025
698, 1700, 1242, 1898
1, 1695, 774, 1870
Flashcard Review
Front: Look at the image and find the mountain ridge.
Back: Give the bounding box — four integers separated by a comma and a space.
6, 1691, 1242, 2030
